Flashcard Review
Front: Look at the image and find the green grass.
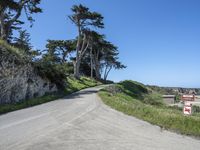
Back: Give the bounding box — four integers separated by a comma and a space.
65, 76, 102, 94
99, 80, 200, 137
0, 76, 102, 115
0, 40, 27, 60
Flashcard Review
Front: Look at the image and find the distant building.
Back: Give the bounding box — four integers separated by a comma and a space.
162, 95, 175, 104
188, 90, 197, 95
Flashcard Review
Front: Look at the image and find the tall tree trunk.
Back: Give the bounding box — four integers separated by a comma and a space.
0, 25, 7, 40
74, 25, 81, 78
104, 65, 108, 81
104, 66, 112, 81
94, 60, 100, 80
74, 58, 81, 78
74, 56, 80, 78
0, 13, 7, 41
90, 48, 93, 78
93, 49, 101, 80
74, 33, 90, 78
0, 3, 23, 41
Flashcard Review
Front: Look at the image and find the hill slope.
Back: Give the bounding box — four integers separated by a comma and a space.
99, 80, 200, 137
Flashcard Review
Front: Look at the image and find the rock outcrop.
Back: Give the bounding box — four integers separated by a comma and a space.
0, 45, 57, 104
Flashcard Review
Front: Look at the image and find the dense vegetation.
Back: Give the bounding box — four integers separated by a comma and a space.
0, 76, 101, 114
0, 2, 125, 110
0, 2, 125, 85
99, 81, 200, 137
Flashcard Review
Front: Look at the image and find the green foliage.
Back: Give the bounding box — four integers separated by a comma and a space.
69, 4, 104, 29
69, 4, 105, 78
44, 39, 76, 63
118, 80, 148, 99
34, 61, 67, 89
65, 76, 102, 94
0, 39, 28, 61
35, 39, 77, 87
0, 0, 42, 40
13, 30, 32, 53
104, 85, 122, 96
99, 81, 200, 137
144, 93, 164, 106
192, 105, 200, 113
175, 94, 181, 103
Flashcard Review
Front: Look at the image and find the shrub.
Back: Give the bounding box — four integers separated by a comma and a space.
34, 61, 66, 89
118, 80, 148, 99
104, 85, 122, 96
192, 105, 200, 113
0, 40, 28, 60
143, 93, 164, 106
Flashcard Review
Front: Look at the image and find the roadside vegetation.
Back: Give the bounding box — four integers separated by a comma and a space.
0, 76, 101, 115
0, 2, 126, 82
0, 2, 125, 112
99, 80, 200, 137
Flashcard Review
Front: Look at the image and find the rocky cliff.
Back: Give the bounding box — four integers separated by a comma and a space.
0, 44, 58, 104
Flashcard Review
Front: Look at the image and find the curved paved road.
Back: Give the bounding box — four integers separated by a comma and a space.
0, 86, 200, 150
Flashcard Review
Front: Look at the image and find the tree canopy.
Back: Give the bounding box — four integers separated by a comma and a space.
0, 0, 42, 41
1, 2, 126, 83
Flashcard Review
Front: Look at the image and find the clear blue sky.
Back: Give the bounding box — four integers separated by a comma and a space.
21, 0, 200, 88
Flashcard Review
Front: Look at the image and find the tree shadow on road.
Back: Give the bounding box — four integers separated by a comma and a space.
61, 90, 98, 100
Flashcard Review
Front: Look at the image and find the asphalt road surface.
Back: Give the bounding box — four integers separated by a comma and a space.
0, 86, 200, 150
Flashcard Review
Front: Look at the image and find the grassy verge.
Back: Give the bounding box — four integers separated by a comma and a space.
0, 40, 27, 60
0, 76, 101, 115
99, 80, 200, 137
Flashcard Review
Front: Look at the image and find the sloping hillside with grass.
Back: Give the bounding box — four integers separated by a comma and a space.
99, 80, 200, 137
0, 76, 101, 115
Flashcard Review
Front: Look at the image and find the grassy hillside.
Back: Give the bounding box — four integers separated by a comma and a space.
0, 77, 101, 115
99, 80, 200, 137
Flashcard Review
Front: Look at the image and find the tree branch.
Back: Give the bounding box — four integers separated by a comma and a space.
81, 40, 89, 58
80, 33, 86, 53
8, 0, 29, 25
105, 66, 112, 80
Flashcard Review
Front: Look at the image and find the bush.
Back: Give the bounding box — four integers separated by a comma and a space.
143, 93, 164, 106
192, 105, 200, 113
175, 94, 181, 103
118, 80, 148, 99
0, 40, 28, 61
34, 61, 66, 89
104, 85, 122, 96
